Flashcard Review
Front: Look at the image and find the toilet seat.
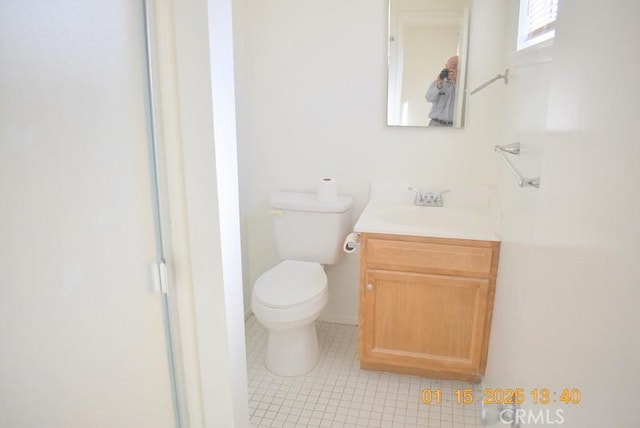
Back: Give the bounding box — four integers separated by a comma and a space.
254, 260, 327, 309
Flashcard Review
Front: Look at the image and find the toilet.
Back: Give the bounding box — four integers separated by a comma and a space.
251, 191, 353, 376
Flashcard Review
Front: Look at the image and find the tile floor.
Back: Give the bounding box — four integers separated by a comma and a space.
246, 316, 484, 427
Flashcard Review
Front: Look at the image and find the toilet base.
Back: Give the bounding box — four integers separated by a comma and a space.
265, 323, 320, 376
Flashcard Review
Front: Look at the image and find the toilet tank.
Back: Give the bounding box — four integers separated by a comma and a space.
270, 191, 353, 265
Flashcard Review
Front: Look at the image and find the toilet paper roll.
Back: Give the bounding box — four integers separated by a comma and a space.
342, 232, 361, 254
317, 177, 338, 202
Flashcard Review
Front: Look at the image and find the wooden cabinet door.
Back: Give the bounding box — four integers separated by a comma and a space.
360, 269, 490, 378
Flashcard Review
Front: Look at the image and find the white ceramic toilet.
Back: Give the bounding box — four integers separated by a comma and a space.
251, 191, 353, 376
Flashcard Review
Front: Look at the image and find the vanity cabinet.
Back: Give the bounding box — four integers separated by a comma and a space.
358, 233, 500, 383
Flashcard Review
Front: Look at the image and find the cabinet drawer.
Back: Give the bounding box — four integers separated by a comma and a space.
364, 236, 496, 276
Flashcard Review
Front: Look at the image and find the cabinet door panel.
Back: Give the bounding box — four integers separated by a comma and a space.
361, 270, 489, 373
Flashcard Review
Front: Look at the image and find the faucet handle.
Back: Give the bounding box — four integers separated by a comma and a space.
437, 189, 451, 199
408, 187, 422, 201
434, 189, 451, 206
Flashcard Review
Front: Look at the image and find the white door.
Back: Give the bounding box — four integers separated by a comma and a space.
0, 2, 177, 427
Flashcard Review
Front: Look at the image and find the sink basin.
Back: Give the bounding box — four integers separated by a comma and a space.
353, 183, 501, 241
355, 203, 500, 241
381, 206, 482, 230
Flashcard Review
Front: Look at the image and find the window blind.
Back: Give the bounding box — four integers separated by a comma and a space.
526, 0, 559, 39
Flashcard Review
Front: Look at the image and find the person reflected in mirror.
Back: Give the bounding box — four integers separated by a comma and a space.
425, 55, 458, 127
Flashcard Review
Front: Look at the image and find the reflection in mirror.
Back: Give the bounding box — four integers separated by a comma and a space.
387, 0, 471, 128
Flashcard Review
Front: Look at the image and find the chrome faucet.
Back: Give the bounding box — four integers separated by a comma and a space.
408, 187, 450, 207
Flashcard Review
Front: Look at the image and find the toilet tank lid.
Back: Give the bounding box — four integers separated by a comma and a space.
271, 191, 353, 213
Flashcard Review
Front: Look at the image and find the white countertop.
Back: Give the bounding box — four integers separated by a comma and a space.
353, 183, 501, 242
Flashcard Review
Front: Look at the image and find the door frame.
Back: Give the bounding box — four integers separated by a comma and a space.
151, 1, 250, 427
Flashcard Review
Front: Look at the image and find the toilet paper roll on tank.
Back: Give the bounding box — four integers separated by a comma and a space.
316, 177, 338, 202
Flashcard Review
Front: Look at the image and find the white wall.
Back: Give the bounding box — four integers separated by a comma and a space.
485, 0, 640, 427
233, 0, 508, 322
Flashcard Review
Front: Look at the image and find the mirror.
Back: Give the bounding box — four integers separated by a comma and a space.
387, 0, 471, 128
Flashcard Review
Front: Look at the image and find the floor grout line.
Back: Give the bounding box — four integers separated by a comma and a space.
246, 316, 483, 428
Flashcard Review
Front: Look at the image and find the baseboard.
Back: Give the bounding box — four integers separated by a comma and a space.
318, 313, 358, 325
245, 309, 357, 326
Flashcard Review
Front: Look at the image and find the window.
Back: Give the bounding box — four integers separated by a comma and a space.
517, 0, 559, 50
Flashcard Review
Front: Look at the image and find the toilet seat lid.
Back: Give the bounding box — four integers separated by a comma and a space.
254, 260, 327, 308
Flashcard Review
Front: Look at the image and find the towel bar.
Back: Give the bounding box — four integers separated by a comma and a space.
469, 69, 509, 95
495, 143, 540, 188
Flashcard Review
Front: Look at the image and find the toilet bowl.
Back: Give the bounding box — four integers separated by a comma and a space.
251, 260, 329, 376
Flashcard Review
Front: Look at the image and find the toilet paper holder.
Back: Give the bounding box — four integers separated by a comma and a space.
343, 232, 361, 253
345, 241, 360, 250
